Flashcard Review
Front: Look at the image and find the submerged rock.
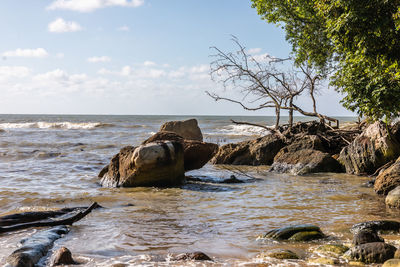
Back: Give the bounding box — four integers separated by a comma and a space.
375, 158, 400, 195
353, 229, 384, 245
386, 186, 400, 208
316, 244, 349, 255
143, 131, 218, 171
159, 118, 203, 141
270, 149, 342, 175
170, 252, 212, 261
212, 134, 285, 165
99, 141, 185, 187
262, 249, 299, 259
338, 122, 400, 175
263, 224, 325, 241
344, 242, 397, 264
7, 226, 69, 267
50, 247, 76, 266
351, 220, 400, 234
308, 257, 339, 265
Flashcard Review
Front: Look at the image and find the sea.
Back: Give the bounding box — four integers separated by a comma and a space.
0, 114, 399, 266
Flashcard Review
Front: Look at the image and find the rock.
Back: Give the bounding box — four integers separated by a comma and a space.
316, 244, 349, 255
263, 224, 325, 241
383, 259, 400, 267
99, 141, 185, 187
276, 135, 326, 156
288, 231, 325, 241
375, 158, 400, 195
308, 257, 339, 265
391, 121, 400, 143
270, 149, 342, 175
386, 186, 400, 208
262, 249, 299, 259
143, 131, 218, 171
353, 229, 384, 245
50, 247, 76, 266
170, 252, 212, 261
396, 249, 400, 259
338, 121, 400, 175
211, 134, 285, 165
351, 220, 400, 234
159, 119, 203, 141
221, 175, 244, 184
7, 226, 69, 267
344, 242, 397, 264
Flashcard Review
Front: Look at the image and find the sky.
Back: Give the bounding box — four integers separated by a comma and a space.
0, 0, 354, 116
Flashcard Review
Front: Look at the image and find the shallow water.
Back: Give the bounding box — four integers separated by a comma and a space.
0, 115, 399, 266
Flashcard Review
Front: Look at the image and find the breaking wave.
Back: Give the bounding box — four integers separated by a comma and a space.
0, 122, 114, 130
217, 124, 271, 136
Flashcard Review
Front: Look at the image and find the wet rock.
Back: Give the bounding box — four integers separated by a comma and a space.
276, 135, 326, 156
262, 249, 299, 259
344, 242, 397, 264
170, 252, 212, 261
211, 134, 285, 166
338, 122, 400, 175
263, 224, 325, 241
288, 231, 325, 241
99, 141, 185, 187
386, 186, 400, 208
375, 158, 400, 195
159, 118, 203, 141
383, 259, 400, 267
7, 226, 69, 267
351, 220, 400, 234
308, 257, 339, 265
50, 247, 76, 266
270, 149, 342, 175
221, 175, 244, 184
353, 229, 384, 245
396, 249, 400, 259
316, 244, 349, 255
143, 131, 218, 171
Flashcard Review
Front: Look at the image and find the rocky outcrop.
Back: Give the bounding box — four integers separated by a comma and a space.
375, 158, 400, 195
350, 220, 400, 234
338, 122, 400, 175
143, 131, 218, 171
386, 186, 400, 208
159, 119, 203, 141
263, 224, 325, 241
270, 149, 342, 175
211, 134, 285, 165
7, 226, 69, 267
344, 242, 397, 264
99, 141, 185, 187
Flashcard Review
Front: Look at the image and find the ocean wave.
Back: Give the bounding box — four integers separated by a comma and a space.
0, 122, 114, 130
216, 124, 271, 136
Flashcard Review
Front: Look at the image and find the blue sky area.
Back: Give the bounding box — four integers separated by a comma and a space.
0, 0, 353, 116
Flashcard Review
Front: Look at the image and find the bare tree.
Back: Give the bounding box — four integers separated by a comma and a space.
207, 36, 339, 131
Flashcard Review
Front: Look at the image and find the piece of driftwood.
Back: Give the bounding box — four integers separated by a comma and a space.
0, 202, 99, 234
0, 206, 91, 227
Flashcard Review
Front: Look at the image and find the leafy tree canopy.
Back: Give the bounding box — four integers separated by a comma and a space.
251, 0, 400, 121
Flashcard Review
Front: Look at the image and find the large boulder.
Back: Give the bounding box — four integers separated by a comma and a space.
159, 119, 203, 141
211, 134, 285, 166
143, 131, 218, 171
270, 149, 342, 175
375, 157, 400, 195
386, 186, 400, 208
338, 122, 400, 175
99, 141, 185, 187
344, 242, 397, 264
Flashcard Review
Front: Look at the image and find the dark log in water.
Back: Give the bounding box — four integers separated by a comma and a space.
0, 202, 99, 234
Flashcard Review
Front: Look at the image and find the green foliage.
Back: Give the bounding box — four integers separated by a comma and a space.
251, 0, 400, 121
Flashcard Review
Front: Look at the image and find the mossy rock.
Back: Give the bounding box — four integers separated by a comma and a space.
348, 261, 365, 266
288, 231, 324, 241
262, 249, 299, 259
316, 244, 349, 255
309, 257, 339, 265
383, 259, 400, 267
264, 224, 324, 240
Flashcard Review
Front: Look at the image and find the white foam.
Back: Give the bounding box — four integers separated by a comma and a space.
0, 121, 107, 130
217, 124, 271, 136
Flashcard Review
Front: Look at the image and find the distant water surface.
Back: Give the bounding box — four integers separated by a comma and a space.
0, 114, 398, 266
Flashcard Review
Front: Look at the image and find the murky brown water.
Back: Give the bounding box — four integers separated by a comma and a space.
0, 115, 399, 266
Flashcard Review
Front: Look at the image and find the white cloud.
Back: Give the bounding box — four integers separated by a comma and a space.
87, 56, 111, 63
121, 66, 132, 76
0, 66, 31, 81
48, 18, 82, 33
56, 53, 65, 59
47, 0, 144, 12
2, 48, 48, 58
248, 48, 262, 54
251, 53, 275, 63
143, 60, 156, 67
117, 25, 130, 32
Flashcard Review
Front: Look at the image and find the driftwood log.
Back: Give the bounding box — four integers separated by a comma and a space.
0, 202, 99, 234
